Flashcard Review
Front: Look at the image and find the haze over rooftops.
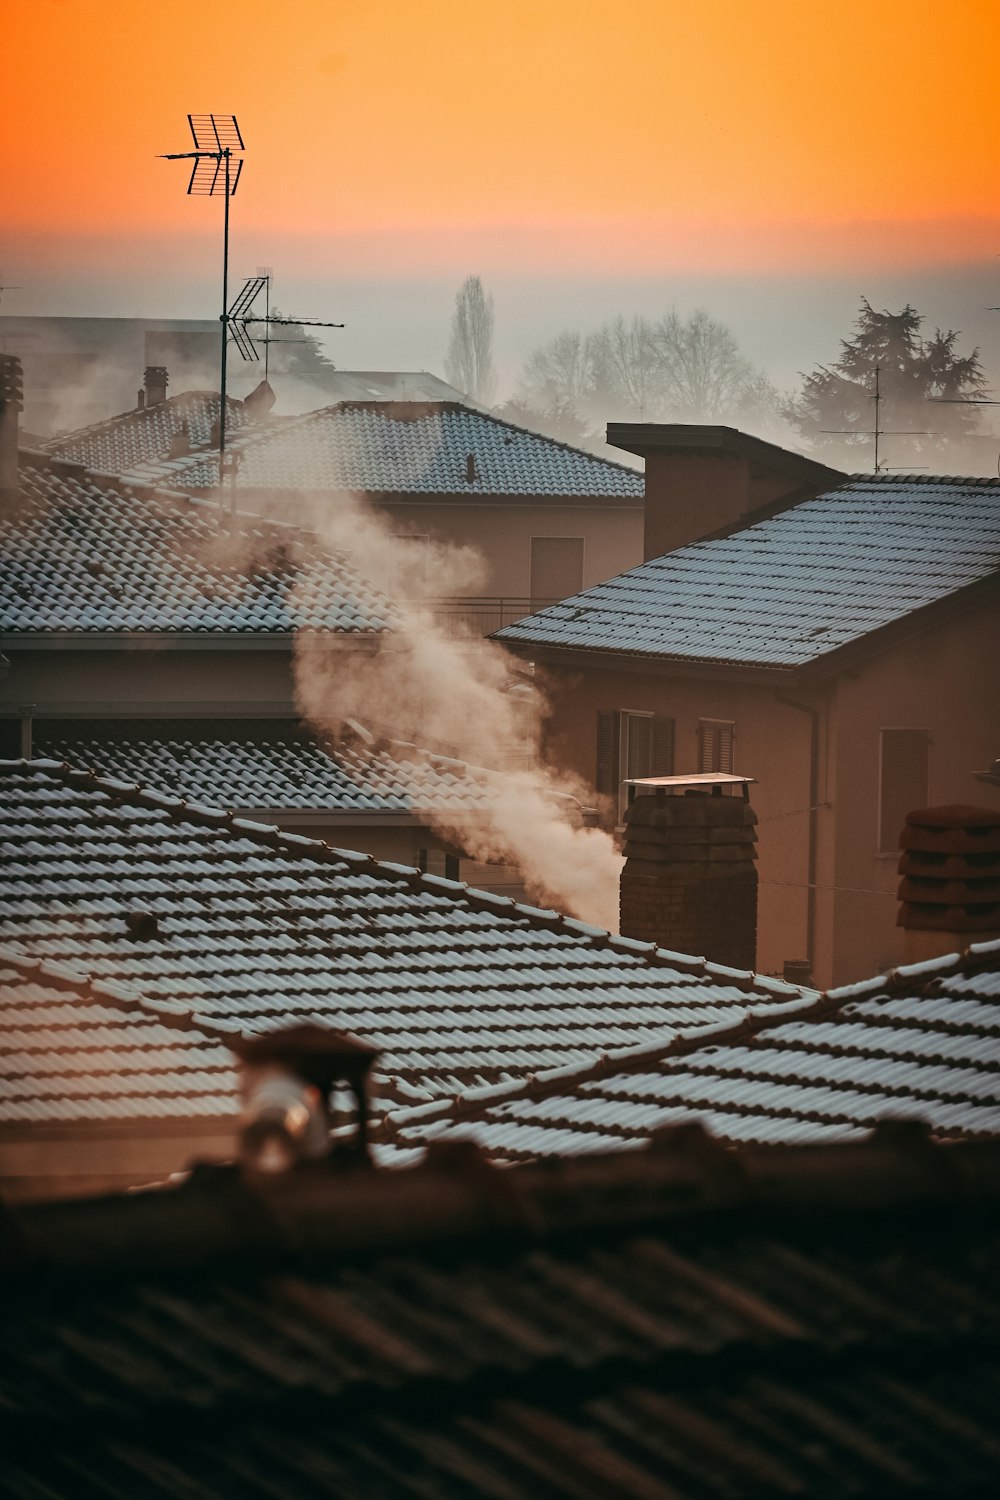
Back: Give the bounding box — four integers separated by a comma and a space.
35, 719, 577, 822
118, 400, 647, 498
496, 475, 1000, 669
41, 390, 255, 474
0, 453, 395, 639
0, 758, 803, 1108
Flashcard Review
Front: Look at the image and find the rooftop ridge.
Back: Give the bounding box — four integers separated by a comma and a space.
377, 938, 1000, 1141
845, 471, 1000, 486
2, 758, 792, 997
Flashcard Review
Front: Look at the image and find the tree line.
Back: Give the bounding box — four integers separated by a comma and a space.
444, 276, 991, 469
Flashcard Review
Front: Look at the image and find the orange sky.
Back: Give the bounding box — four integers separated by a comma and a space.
5, 0, 1000, 280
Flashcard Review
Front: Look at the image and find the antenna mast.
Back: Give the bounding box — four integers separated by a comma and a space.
160, 114, 245, 495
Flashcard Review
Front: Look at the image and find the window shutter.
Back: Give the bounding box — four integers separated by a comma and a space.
651, 717, 675, 777
596, 711, 619, 795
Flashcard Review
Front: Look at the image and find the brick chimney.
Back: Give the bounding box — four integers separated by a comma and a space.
620, 775, 758, 968
897, 805, 1000, 962
606, 424, 843, 562
0, 354, 23, 504
144, 366, 168, 407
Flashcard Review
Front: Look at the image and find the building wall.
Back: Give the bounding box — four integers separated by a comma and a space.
822, 596, 1000, 986
0, 648, 300, 718
537, 661, 812, 976
532, 595, 1000, 985
239, 490, 643, 601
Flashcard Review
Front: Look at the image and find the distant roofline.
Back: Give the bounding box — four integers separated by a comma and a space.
607, 421, 845, 488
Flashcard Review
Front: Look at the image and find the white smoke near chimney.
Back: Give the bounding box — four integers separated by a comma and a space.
290, 490, 624, 929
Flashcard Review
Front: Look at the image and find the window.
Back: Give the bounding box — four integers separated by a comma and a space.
530, 537, 584, 609
418, 848, 461, 881
597, 709, 675, 823
878, 728, 929, 853
698, 719, 735, 773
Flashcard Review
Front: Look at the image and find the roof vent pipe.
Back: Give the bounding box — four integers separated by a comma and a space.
466, 452, 477, 484
231, 1026, 380, 1173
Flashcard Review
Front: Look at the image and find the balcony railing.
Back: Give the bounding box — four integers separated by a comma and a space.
415, 598, 559, 638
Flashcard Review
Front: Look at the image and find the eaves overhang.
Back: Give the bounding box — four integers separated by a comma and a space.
0, 631, 385, 653
494, 638, 796, 685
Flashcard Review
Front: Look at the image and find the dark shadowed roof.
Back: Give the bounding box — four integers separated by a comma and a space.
119, 400, 646, 499
380, 940, 1000, 1160
0, 454, 395, 639
496, 476, 1000, 669
41, 390, 255, 473
4, 1127, 1000, 1499
0, 759, 803, 1107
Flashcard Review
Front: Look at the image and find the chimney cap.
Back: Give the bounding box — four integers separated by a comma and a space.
232, 1025, 379, 1095
625, 772, 755, 790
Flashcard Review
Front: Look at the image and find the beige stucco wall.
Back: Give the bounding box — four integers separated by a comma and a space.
536, 661, 813, 977
531, 593, 1000, 986
238, 489, 643, 600
819, 596, 1000, 986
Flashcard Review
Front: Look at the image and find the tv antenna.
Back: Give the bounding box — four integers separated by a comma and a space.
160, 113, 245, 493
226, 270, 344, 383
823, 365, 934, 474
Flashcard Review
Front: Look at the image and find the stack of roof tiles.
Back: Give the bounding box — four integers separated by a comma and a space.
495, 476, 1000, 668
42, 390, 254, 473
117, 400, 646, 497
898, 805, 1000, 934
380, 939, 1000, 1159
4, 1127, 1000, 1499
0, 454, 395, 636
0, 759, 804, 1107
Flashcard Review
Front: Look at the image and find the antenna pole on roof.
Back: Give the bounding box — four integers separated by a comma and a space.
160, 113, 245, 500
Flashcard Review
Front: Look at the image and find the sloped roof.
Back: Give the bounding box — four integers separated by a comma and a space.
120, 400, 646, 499
42, 390, 255, 473
0, 948, 238, 1128
380, 940, 1000, 1158
35, 720, 551, 820
0, 759, 803, 1106
5, 1129, 1000, 1499
0, 455, 395, 637
496, 476, 1000, 669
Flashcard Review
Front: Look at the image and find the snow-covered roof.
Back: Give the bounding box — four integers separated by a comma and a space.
496, 476, 1000, 669
119, 401, 646, 499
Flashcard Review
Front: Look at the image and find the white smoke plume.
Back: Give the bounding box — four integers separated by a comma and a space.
291, 491, 624, 930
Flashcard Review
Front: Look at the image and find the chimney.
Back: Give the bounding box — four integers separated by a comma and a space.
0, 354, 23, 502
620, 775, 758, 969
136, 388, 145, 411
606, 424, 843, 562
144, 365, 168, 407
232, 1026, 380, 1173
897, 805, 1000, 963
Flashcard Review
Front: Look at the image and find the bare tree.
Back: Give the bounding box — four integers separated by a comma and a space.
444, 276, 497, 405
651, 309, 771, 421
515, 330, 590, 413
587, 315, 661, 421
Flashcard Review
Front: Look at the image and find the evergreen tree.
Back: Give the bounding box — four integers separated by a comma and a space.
787, 299, 989, 467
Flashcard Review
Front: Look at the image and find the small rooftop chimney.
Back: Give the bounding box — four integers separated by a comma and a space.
897, 805, 1000, 962
606, 424, 843, 562
0, 355, 23, 503
620, 774, 758, 969
144, 365, 168, 407
232, 1026, 380, 1173
243, 379, 276, 420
